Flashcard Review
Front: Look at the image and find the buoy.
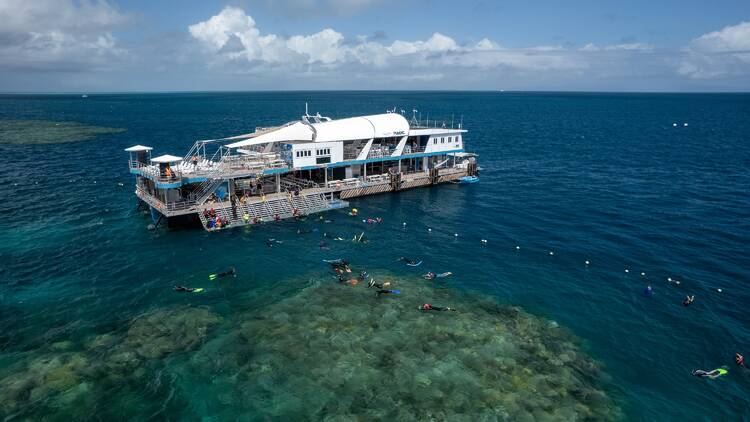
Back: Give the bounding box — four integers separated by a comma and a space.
118, 182, 124, 187
717, 288, 722, 293
672, 123, 677, 127
403, 222, 406, 226
515, 246, 520, 250
549, 251, 554, 256
481, 239, 488, 243
35, 181, 38, 184
641, 272, 646, 276
667, 277, 672, 282
585, 260, 590, 266
94, 181, 97, 184
684, 123, 688, 127
428, 228, 432, 232
454, 233, 458, 237
625, 269, 629, 273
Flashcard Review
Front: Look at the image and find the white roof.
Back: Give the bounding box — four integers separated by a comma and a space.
226, 113, 410, 148
313, 113, 409, 142
124, 145, 153, 152
226, 121, 313, 148
151, 154, 183, 163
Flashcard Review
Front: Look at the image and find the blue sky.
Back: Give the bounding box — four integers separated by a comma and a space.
1, 0, 749, 92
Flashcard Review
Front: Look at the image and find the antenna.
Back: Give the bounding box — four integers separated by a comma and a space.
451, 114, 454, 129
305, 102, 308, 116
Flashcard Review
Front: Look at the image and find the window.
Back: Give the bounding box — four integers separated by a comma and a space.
456, 136, 461, 143
433, 139, 437, 145
296, 150, 311, 158
448, 137, 452, 142
316, 148, 331, 156
441, 137, 445, 144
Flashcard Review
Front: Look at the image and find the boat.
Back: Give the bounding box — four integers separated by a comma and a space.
125, 107, 479, 230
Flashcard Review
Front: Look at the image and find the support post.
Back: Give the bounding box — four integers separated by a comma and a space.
275, 173, 281, 193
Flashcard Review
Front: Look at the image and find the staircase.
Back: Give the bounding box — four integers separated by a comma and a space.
198, 192, 348, 231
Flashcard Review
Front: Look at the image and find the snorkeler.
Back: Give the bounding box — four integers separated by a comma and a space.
736, 353, 745, 367
173, 285, 203, 293
337, 275, 358, 286
376, 289, 400, 296
397, 257, 422, 266
424, 272, 452, 280
367, 279, 391, 289
691, 368, 728, 379
319, 241, 330, 250
418, 303, 455, 312
359, 271, 368, 281
683, 295, 695, 306
208, 267, 236, 280
643, 285, 653, 296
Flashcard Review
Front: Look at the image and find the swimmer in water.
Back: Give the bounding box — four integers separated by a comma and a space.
683, 295, 695, 306
359, 271, 368, 281
338, 275, 358, 286
376, 289, 400, 297
691, 368, 727, 379
418, 303, 455, 312
367, 279, 391, 289
173, 285, 196, 292
319, 241, 330, 250
644, 285, 653, 296
397, 257, 422, 266
736, 353, 745, 367
424, 271, 452, 280
208, 267, 236, 280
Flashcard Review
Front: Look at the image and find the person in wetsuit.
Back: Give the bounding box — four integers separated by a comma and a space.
209, 267, 236, 280
376, 289, 399, 297
683, 295, 695, 306
174, 285, 196, 292
418, 303, 455, 312
367, 279, 391, 289
397, 257, 421, 266
736, 353, 745, 367
691, 368, 727, 379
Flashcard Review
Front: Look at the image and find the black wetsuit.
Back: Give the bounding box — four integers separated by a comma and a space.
217, 268, 236, 278
174, 286, 195, 292
376, 289, 397, 296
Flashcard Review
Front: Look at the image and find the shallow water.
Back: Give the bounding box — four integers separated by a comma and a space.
0, 92, 748, 420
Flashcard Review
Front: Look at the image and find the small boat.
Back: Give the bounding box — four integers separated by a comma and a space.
81, 94, 88, 98
458, 175, 479, 184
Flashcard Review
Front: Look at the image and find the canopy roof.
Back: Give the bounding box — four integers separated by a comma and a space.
226, 113, 410, 148
151, 154, 183, 163
124, 145, 153, 152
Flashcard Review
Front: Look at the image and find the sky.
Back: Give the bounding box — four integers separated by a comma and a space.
0, 0, 749, 92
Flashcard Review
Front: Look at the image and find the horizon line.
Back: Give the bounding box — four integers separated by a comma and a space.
1, 89, 749, 95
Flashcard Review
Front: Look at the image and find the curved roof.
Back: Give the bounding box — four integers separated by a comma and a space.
225, 112, 410, 148
313, 113, 409, 142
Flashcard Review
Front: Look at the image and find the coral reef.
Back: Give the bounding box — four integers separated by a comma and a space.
0, 120, 125, 145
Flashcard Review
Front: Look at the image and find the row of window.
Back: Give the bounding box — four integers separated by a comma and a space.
296, 148, 332, 158
432, 136, 461, 145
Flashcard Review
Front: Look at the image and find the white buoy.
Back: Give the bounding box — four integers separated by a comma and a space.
454, 233, 458, 237
549, 251, 554, 256
717, 288, 722, 293
672, 123, 677, 127
684, 123, 688, 127
35, 181, 38, 184
667, 277, 672, 282
625, 268, 629, 273
428, 228, 432, 232
117, 182, 124, 187
481, 239, 487, 243
641, 272, 646, 276
94, 181, 97, 184
585, 260, 590, 266
403, 222, 406, 226
515, 246, 520, 250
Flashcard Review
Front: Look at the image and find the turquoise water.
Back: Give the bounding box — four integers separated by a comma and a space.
0, 92, 748, 420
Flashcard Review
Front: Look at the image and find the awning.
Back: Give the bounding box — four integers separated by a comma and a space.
151, 154, 183, 163
124, 145, 153, 152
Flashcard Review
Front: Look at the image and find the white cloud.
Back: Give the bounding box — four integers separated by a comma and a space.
189, 7, 587, 75
578, 42, 653, 52
0, 0, 128, 71
679, 21, 750, 79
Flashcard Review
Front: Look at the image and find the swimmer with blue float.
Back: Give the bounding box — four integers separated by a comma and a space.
397, 257, 422, 266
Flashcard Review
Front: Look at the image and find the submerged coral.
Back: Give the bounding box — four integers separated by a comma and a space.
0, 306, 221, 420
179, 276, 622, 420
0, 120, 125, 145
0, 274, 620, 420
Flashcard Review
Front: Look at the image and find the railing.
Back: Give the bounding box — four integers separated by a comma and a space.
135, 186, 198, 213
402, 146, 427, 155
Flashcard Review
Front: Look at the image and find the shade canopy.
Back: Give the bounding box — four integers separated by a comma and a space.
151, 154, 183, 163
124, 145, 153, 152
226, 113, 410, 148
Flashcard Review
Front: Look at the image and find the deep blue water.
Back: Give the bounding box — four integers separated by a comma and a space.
1, 92, 749, 420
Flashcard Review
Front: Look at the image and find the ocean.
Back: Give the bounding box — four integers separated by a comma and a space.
0, 91, 748, 420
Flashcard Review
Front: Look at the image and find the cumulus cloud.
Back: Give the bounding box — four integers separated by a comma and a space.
0, 0, 128, 71
679, 21, 750, 79
188, 6, 589, 76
